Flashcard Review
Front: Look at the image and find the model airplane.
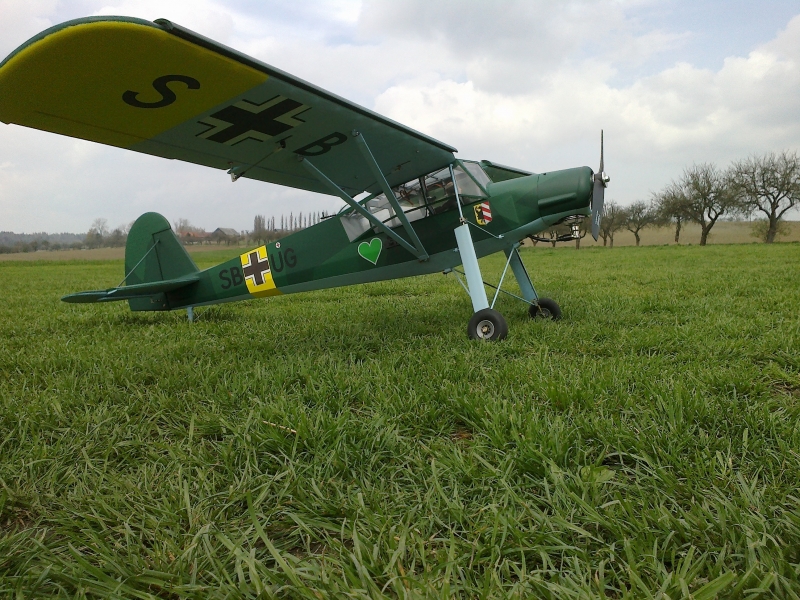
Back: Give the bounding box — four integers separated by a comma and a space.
0, 16, 609, 340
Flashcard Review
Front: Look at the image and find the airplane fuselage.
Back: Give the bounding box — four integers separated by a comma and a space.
156, 165, 593, 311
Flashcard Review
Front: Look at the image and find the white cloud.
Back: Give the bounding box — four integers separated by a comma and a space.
0, 0, 56, 58
373, 13, 800, 200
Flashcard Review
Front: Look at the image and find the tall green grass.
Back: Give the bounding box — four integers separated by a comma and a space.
1, 244, 799, 598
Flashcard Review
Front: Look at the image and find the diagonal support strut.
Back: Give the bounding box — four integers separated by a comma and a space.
354, 132, 428, 260
300, 158, 420, 257
504, 245, 538, 302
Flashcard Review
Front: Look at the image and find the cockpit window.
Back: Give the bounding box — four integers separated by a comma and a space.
338, 163, 490, 240
421, 168, 456, 214
460, 161, 491, 192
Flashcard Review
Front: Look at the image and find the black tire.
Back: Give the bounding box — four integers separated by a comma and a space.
529, 297, 562, 320
467, 308, 508, 341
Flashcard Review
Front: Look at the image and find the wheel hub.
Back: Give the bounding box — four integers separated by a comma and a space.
476, 319, 495, 339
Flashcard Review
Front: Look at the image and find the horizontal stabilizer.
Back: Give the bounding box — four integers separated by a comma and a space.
61, 274, 199, 304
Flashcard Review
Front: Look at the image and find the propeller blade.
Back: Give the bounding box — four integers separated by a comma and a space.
590, 129, 607, 241
591, 178, 604, 241
599, 129, 604, 173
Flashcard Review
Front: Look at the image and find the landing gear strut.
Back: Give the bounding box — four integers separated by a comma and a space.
447, 164, 559, 340
448, 237, 561, 340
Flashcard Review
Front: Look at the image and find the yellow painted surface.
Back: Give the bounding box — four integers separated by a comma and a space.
0, 20, 267, 147
240, 246, 281, 297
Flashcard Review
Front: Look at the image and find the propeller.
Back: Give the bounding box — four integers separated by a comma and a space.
591, 130, 610, 241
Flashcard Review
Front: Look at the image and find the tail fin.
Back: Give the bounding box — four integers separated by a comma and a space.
125, 212, 199, 311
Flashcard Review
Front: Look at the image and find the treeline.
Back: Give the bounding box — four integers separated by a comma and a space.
250, 211, 330, 244
595, 150, 799, 247
0, 231, 85, 254
0, 218, 130, 254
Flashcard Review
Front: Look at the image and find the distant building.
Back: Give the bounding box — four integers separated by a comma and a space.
179, 230, 211, 244
211, 227, 240, 245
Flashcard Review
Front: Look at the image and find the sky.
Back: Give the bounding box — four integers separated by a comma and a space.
1, 0, 799, 234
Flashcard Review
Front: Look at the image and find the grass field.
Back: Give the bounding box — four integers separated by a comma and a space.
1, 243, 799, 598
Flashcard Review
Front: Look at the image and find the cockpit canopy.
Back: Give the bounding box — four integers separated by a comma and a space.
339, 161, 492, 240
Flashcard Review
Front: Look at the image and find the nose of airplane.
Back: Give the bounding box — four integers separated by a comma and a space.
535, 166, 594, 218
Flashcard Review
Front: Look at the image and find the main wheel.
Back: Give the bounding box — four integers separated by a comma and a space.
468, 308, 508, 341
529, 297, 562, 320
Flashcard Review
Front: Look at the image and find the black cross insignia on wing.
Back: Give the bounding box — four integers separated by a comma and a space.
197, 95, 310, 146
242, 250, 270, 286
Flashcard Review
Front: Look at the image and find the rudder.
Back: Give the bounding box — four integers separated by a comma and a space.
125, 212, 199, 311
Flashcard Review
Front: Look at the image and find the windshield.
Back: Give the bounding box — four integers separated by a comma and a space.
368, 163, 488, 216
338, 162, 490, 239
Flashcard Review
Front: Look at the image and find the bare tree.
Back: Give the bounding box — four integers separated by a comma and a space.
90, 218, 109, 237
107, 228, 126, 247
653, 187, 686, 244
664, 163, 739, 246
731, 150, 800, 243
623, 200, 657, 247
173, 218, 203, 234
252, 214, 267, 245
599, 201, 625, 247
574, 218, 588, 250
85, 218, 109, 248
751, 218, 791, 242
173, 217, 190, 233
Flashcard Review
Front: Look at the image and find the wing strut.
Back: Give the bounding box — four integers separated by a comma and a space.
353, 132, 428, 260
300, 158, 424, 259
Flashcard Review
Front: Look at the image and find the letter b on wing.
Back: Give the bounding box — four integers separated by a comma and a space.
295, 132, 347, 157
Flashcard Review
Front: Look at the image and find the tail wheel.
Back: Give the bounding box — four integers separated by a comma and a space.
529, 298, 562, 320
468, 308, 508, 341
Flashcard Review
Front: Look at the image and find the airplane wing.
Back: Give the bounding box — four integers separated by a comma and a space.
0, 17, 456, 197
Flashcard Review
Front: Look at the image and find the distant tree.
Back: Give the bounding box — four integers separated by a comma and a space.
653, 187, 687, 244
85, 218, 109, 249
107, 228, 126, 247
751, 218, 791, 242
730, 150, 800, 243
622, 200, 657, 247
173, 217, 190, 233
252, 214, 267, 245
663, 163, 740, 246
172, 218, 203, 235
599, 201, 625, 247
90, 218, 109, 237
574, 218, 588, 250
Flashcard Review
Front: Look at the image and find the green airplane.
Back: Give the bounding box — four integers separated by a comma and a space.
0, 16, 609, 341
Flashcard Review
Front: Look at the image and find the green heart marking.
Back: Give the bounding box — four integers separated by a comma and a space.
358, 238, 382, 265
